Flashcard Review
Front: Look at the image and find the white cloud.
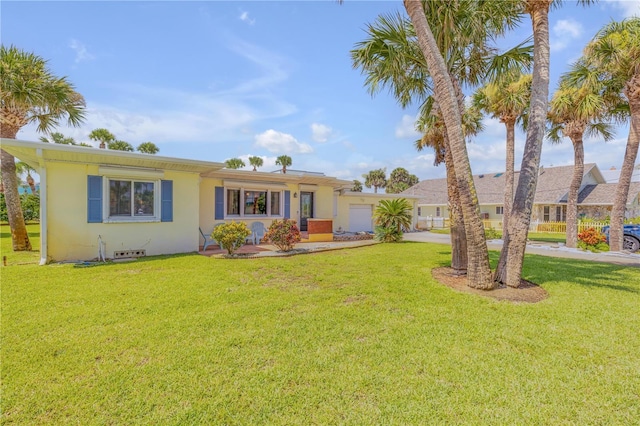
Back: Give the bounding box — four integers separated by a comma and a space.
550, 19, 583, 52
395, 114, 420, 139
310, 123, 332, 143
239, 11, 255, 25
69, 39, 94, 63
605, 0, 640, 18
254, 129, 313, 154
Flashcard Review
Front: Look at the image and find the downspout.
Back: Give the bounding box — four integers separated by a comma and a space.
36, 148, 47, 265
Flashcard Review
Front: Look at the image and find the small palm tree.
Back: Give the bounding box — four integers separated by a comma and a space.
548, 62, 615, 248
108, 140, 134, 152
88, 128, 115, 149
363, 168, 387, 193
579, 17, 640, 251
275, 155, 292, 173
248, 156, 263, 171
373, 198, 413, 242
352, 180, 363, 192
225, 158, 246, 169
39, 132, 77, 145
137, 142, 159, 154
15, 162, 37, 194
1, 45, 85, 251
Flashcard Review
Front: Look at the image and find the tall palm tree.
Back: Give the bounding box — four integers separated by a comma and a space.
579, 17, 640, 252
351, 179, 363, 192
248, 156, 263, 171
39, 132, 76, 145
386, 167, 419, 193
472, 73, 531, 283
225, 158, 246, 169
275, 155, 292, 174
88, 128, 115, 149
503, 0, 594, 288
0, 45, 85, 251
394, 1, 526, 288
15, 161, 37, 194
363, 168, 387, 193
548, 63, 615, 248
108, 140, 134, 152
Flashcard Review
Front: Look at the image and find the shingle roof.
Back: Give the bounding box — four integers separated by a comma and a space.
403, 163, 619, 205
577, 182, 640, 205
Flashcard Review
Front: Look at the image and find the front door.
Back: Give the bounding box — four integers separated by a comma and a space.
300, 192, 314, 231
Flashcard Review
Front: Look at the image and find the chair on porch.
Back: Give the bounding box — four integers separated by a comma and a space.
250, 222, 267, 245
200, 225, 222, 251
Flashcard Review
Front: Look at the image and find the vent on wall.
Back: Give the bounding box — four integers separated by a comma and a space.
114, 249, 146, 259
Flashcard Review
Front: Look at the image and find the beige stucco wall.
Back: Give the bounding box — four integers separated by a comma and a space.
46, 162, 200, 262
336, 193, 418, 231
199, 179, 337, 233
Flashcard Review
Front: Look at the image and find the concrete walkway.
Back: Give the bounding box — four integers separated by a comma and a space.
403, 231, 640, 268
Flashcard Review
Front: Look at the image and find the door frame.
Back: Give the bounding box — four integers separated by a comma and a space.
299, 191, 314, 231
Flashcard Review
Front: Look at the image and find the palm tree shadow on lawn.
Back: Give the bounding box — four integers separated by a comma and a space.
430, 250, 638, 303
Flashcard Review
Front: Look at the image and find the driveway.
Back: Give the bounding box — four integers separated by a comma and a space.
403, 231, 640, 268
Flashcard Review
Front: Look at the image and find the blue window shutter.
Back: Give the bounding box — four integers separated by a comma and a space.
87, 175, 103, 223
215, 186, 224, 220
161, 180, 173, 222
284, 190, 290, 219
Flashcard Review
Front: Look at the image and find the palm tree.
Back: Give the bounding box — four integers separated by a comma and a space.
363, 168, 387, 193
351, 179, 363, 192
39, 132, 77, 145
225, 158, 246, 169
386, 167, 419, 194
373, 198, 413, 242
0, 45, 85, 251
397, 1, 526, 288
275, 155, 292, 174
137, 142, 159, 154
88, 128, 115, 149
472, 73, 531, 282
548, 63, 615, 248
248, 156, 263, 171
108, 140, 134, 152
15, 162, 37, 194
579, 17, 640, 252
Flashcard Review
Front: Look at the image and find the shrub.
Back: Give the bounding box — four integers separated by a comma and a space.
264, 218, 301, 252
577, 227, 609, 252
485, 227, 502, 240
211, 222, 251, 254
374, 225, 402, 243
0, 193, 40, 222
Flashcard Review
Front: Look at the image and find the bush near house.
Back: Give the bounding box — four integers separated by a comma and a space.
0, 193, 39, 223
211, 222, 251, 254
264, 218, 301, 252
577, 227, 609, 252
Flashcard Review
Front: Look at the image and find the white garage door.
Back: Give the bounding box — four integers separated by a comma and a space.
349, 204, 373, 232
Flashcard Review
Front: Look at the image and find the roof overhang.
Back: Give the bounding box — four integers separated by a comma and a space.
202, 168, 353, 190
342, 191, 421, 199
0, 138, 225, 174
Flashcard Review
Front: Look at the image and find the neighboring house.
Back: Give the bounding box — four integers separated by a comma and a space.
403, 163, 640, 224
1, 139, 419, 263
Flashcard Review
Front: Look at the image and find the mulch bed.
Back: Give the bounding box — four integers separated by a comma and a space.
431, 267, 548, 303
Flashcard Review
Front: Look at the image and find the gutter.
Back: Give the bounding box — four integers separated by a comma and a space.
36, 148, 47, 265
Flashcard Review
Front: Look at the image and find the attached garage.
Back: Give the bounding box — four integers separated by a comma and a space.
349, 204, 373, 232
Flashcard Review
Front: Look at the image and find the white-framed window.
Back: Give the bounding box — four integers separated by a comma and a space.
496, 206, 504, 215
225, 187, 283, 218
105, 178, 161, 222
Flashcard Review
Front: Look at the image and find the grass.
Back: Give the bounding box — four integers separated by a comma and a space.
2, 231, 639, 424
0, 223, 41, 265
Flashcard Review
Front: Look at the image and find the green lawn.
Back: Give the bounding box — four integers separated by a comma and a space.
2, 231, 639, 424
430, 228, 567, 243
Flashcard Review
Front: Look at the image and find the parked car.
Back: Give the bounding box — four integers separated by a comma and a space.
601, 224, 640, 253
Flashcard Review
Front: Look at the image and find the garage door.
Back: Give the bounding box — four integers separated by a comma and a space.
349, 204, 373, 232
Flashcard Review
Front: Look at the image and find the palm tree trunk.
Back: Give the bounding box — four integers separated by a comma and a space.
609, 92, 640, 251
444, 140, 467, 275
404, 0, 492, 289
505, 2, 551, 288
494, 120, 516, 284
26, 173, 37, 194
566, 134, 584, 248
0, 149, 32, 251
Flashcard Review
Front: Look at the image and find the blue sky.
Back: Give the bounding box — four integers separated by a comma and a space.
3, 1, 639, 186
